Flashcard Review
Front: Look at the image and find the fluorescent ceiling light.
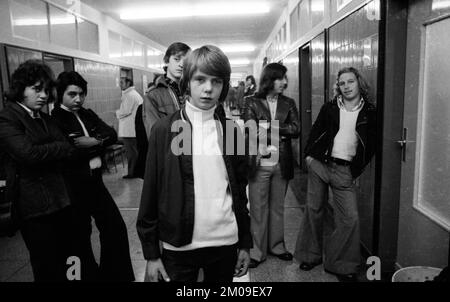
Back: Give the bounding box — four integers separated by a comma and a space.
13, 17, 82, 26
147, 49, 163, 56
148, 64, 163, 69
221, 45, 256, 53
432, 0, 450, 10
191, 44, 256, 53
231, 73, 246, 78
120, 2, 270, 20
230, 58, 251, 66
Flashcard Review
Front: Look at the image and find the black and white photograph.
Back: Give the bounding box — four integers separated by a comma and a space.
0, 0, 448, 290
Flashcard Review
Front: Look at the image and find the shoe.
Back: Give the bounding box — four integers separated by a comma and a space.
336, 273, 357, 282
248, 259, 261, 269
272, 252, 293, 261
324, 269, 358, 282
122, 175, 136, 179
299, 261, 322, 271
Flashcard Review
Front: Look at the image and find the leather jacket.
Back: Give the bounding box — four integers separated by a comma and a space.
305, 98, 377, 178
242, 94, 300, 180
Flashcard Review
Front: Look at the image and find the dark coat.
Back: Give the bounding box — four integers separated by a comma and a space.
304, 99, 377, 178
242, 94, 300, 180
134, 104, 148, 179
0, 102, 75, 220
51, 105, 117, 178
143, 76, 182, 139
136, 108, 252, 260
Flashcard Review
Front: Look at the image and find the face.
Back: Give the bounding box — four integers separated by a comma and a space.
166, 51, 188, 81
120, 78, 129, 91
62, 85, 85, 112
245, 79, 252, 87
22, 81, 49, 111
337, 72, 360, 102
270, 75, 287, 95
189, 70, 224, 110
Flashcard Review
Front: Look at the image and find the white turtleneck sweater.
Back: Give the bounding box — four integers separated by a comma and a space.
163, 101, 238, 251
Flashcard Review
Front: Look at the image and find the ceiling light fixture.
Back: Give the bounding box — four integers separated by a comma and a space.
191, 44, 256, 53
221, 45, 256, 53
120, 2, 270, 20
229, 58, 251, 66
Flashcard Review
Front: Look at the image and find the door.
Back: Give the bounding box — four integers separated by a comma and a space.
43, 53, 73, 113
396, 0, 450, 268
299, 43, 311, 170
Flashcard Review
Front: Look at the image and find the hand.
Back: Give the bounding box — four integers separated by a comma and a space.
234, 249, 250, 277
146, 259, 170, 282
306, 156, 314, 166
73, 136, 100, 148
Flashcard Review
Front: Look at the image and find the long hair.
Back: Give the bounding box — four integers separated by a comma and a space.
333, 67, 371, 103
179, 45, 231, 103
56, 71, 88, 104
6, 60, 54, 103
255, 63, 287, 98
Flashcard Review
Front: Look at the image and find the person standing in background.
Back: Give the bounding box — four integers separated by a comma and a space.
116, 78, 143, 179
143, 42, 191, 138
294, 67, 376, 282
244, 75, 257, 97
242, 63, 300, 269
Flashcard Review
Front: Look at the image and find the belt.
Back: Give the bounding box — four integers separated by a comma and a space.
328, 157, 351, 166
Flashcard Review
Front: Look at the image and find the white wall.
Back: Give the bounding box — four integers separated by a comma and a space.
0, 0, 166, 72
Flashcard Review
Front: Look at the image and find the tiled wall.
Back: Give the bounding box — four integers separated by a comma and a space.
328, 2, 379, 253
74, 59, 121, 130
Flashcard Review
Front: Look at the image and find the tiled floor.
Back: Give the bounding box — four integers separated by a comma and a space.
0, 163, 338, 282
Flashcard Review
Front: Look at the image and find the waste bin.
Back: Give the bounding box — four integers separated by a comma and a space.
392, 266, 442, 282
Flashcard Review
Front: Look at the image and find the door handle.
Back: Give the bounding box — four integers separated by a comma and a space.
397, 128, 414, 162
305, 109, 312, 113
396, 139, 407, 147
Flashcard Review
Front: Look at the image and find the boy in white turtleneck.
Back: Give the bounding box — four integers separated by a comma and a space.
137, 45, 252, 282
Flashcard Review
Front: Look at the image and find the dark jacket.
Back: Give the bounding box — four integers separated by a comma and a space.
134, 104, 148, 179
0, 102, 75, 220
143, 76, 182, 139
305, 98, 377, 178
242, 94, 300, 180
51, 106, 117, 178
136, 108, 252, 260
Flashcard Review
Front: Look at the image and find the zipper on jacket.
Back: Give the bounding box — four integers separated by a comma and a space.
312, 131, 326, 146
168, 88, 180, 110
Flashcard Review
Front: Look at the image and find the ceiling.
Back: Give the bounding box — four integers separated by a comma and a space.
81, 0, 289, 64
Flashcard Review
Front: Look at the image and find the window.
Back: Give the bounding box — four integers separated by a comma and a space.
49, 4, 77, 49
10, 0, 49, 43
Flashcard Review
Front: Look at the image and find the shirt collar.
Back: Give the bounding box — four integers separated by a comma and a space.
337, 95, 364, 112
17, 102, 40, 118
123, 86, 135, 94
266, 94, 278, 103
60, 104, 73, 112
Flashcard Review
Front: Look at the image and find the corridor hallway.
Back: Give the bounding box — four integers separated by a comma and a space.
0, 164, 338, 282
